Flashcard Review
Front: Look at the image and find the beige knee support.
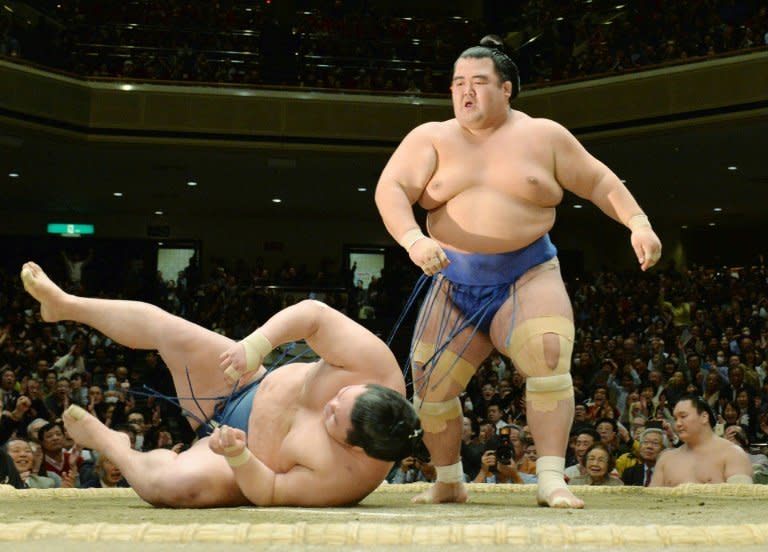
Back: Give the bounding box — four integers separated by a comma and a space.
412, 395, 463, 434
506, 316, 575, 412
412, 342, 476, 396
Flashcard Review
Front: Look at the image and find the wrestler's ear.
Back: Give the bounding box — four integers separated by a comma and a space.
502, 80, 512, 99
349, 445, 364, 453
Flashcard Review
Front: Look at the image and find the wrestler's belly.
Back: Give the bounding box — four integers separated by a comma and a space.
427, 197, 556, 254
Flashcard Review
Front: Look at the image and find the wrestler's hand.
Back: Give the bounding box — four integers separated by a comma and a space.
209, 425, 247, 458
630, 226, 662, 271
219, 342, 248, 383
408, 237, 450, 276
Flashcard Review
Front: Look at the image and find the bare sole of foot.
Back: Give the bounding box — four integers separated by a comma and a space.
63, 405, 129, 452
20, 261, 68, 322
411, 482, 468, 504
537, 487, 585, 509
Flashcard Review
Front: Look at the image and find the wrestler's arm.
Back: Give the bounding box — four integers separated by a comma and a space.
374, 123, 449, 274
221, 300, 401, 386
723, 444, 754, 483
546, 119, 661, 270
210, 426, 348, 506
374, 122, 438, 242
546, 119, 644, 225
260, 300, 401, 382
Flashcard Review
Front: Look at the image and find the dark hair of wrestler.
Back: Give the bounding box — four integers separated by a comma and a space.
675, 394, 716, 428
346, 384, 422, 462
455, 34, 521, 103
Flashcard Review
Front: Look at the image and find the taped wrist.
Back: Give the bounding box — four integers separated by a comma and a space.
399, 228, 427, 251
225, 448, 252, 468
627, 214, 651, 232
436, 461, 464, 484
241, 331, 273, 372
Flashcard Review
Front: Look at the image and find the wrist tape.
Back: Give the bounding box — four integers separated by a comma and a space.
242, 331, 273, 372
399, 228, 427, 251
628, 214, 651, 232
225, 448, 252, 468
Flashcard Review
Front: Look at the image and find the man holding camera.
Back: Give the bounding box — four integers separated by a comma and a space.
473, 426, 524, 484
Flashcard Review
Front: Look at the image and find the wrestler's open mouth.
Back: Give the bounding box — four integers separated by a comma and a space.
464, 101, 473, 108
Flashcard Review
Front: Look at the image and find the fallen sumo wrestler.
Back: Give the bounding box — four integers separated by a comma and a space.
20, 261, 422, 508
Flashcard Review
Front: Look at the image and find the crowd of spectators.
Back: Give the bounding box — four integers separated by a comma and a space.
3, 243, 768, 490
2, 1, 766, 93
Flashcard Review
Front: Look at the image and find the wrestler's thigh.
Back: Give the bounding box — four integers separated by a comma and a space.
488, 263, 573, 352
412, 279, 493, 400
160, 438, 248, 507
155, 319, 238, 419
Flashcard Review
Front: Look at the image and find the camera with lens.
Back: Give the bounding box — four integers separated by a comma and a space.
496, 425, 513, 465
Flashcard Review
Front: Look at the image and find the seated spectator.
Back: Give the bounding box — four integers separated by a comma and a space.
38, 421, 81, 487
80, 454, 130, 488
651, 395, 753, 486
473, 449, 523, 484
621, 428, 668, 486
568, 443, 623, 486
387, 455, 436, 484
460, 416, 484, 481
565, 428, 600, 480
723, 424, 768, 480
4, 438, 56, 489
0, 446, 23, 488
595, 417, 634, 458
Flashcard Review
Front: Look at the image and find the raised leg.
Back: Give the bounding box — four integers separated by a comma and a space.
63, 405, 245, 507
21, 261, 247, 424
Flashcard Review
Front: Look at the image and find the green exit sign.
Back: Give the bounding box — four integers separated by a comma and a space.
47, 223, 95, 236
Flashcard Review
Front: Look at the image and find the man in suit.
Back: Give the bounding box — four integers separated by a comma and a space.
622, 428, 666, 486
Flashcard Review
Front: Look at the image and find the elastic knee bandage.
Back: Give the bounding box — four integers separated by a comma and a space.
413, 395, 463, 434
507, 316, 574, 412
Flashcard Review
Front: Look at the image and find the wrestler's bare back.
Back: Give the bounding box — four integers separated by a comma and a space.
418, 113, 579, 254
653, 437, 751, 486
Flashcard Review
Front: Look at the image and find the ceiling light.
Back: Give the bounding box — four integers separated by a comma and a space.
620, 179, 626, 183
272, 198, 282, 203
708, 222, 716, 226
357, 187, 367, 192
113, 192, 123, 197
155, 210, 164, 215
187, 181, 197, 187
573, 204, 583, 209
681, 225, 688, 229
713, 207, 722, 212
727, 166, 738, 171
8, 172, 19, 178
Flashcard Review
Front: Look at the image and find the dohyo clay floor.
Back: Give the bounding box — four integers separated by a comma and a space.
1, 483, 767, 552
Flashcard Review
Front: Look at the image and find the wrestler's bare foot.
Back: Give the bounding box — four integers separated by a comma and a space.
62, 405, 130, 453
411, 481, 468, 504
537, 487, 584, 509
20, 262, 72, 322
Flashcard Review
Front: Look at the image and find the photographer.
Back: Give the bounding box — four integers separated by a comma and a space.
388, 455, 436, 484
473, 425, 525, 484
473, 449, 523, 484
